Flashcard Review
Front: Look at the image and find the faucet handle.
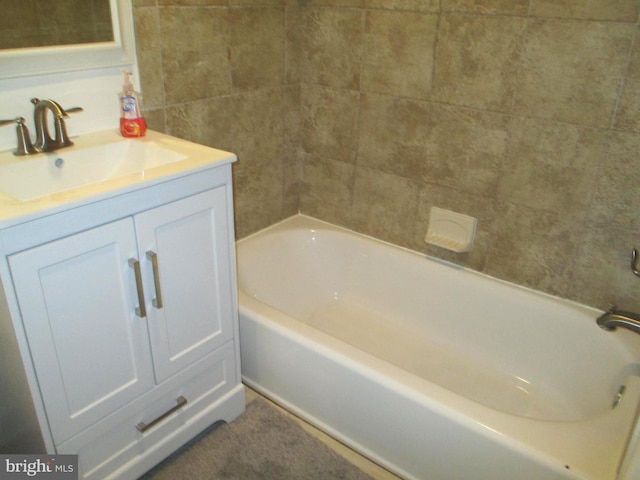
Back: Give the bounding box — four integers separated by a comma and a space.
0, 117, 37, 156
14, 117, 37, 155
64, 107, 83, 115
53, 106, 83, 149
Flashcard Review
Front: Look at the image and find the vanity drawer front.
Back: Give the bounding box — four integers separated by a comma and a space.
58, 342, 240, 480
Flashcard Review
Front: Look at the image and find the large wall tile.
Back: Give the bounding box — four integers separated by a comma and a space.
228, 88, 286, 165
498, 117, 606, 216
424, 104, 509, 196
351, 168, 420, 247
588, 131, 640, 231
485, 202, 581, 297
159, 7, 230, 103
229, 8, 285, 92
234, 159, 286, 238
300, 156, 356, 227
357, 94, 430, 178
515, 19, 633, 126
299, 8, 364, 89
165, 98, 235, 151
432, 15, 527, 111
362, 10, 437, 99
300, 85, 360, 162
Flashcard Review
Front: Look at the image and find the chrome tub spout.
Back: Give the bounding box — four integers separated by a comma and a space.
597, 308, 640, 335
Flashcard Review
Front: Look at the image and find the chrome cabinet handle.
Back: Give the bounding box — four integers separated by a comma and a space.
146, 251, 164, 309
136, 396, 188, 433
128, 258, 147, 317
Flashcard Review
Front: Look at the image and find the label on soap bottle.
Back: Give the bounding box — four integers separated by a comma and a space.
121, 95, 140, 120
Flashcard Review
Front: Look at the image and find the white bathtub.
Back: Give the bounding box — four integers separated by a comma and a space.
237, 215, 640, 480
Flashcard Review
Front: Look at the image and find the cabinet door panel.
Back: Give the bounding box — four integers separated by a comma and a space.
9, 219, 155, 443
136, 187, 234, 383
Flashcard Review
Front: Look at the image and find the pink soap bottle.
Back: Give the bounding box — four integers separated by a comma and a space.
119, 70, 147, 138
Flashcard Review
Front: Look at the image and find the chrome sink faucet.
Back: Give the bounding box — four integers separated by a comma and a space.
0, 98, 82, 156
597, 307, 640, 335
31, 98, 83, 152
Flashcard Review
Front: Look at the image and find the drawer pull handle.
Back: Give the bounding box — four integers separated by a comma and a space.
146, 251, 164, 309
136, 396, 188, 433
129, 258, 146, 318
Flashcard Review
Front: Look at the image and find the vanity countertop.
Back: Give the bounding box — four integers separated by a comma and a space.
0, 129, 236, 229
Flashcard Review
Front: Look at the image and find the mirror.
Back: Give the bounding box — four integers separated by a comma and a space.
0, 0, 136, 80
0, 1, 114, 50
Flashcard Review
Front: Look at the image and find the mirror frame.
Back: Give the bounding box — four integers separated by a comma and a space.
0, 0, 136, 80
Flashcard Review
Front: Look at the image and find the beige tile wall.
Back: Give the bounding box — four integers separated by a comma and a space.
133, 0, 295, 240
133, 0, 640, 311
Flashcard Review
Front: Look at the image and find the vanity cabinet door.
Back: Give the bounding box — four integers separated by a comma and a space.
8, 218, 156, 445
135, 187, 235, 383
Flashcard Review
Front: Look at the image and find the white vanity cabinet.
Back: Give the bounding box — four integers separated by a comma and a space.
1, 162, 245, 479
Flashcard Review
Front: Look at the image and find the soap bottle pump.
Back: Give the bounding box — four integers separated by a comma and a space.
119, 70, 147, 138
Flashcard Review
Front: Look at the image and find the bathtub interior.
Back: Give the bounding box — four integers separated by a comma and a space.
237, 215, 640, 423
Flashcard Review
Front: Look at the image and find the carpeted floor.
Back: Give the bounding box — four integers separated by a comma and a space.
139, 395, 376, 480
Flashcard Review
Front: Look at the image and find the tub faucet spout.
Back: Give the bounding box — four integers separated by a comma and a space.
597, 307, 640, 335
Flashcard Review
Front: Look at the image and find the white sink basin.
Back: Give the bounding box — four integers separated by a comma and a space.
0, 139, 188, 201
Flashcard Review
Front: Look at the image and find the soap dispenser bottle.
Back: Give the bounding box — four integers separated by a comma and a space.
119, 70, 147, 138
